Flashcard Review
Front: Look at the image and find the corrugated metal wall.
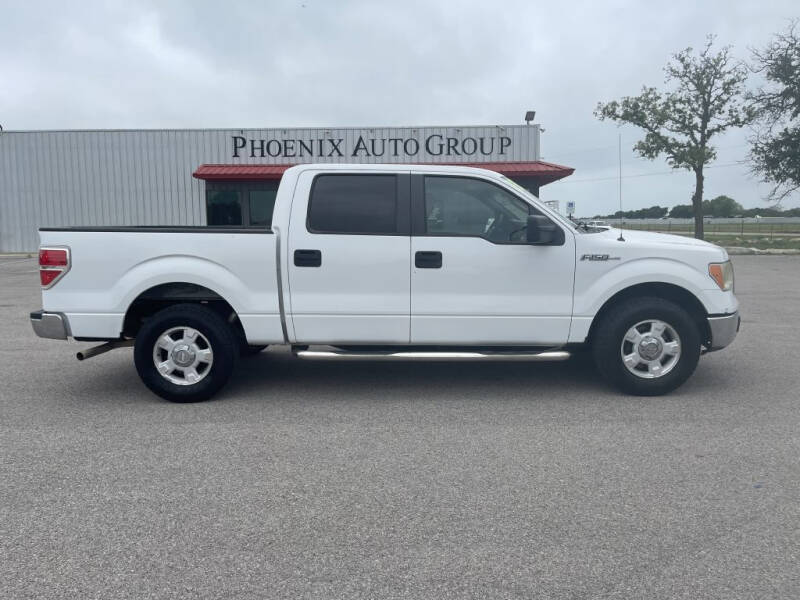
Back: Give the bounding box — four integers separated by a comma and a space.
0, 125, 540, 252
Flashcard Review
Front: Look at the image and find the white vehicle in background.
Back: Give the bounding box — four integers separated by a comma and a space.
31, 164, 739, 402
585, 220, 613, 230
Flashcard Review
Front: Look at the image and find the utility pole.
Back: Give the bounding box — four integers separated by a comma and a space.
617, 133, 625, 241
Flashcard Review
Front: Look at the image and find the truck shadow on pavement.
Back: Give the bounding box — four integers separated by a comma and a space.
69, 347, 723, 404
224, 349, 616, 402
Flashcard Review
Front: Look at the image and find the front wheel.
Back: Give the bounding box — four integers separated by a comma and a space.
134, 303, 239, 402
592, 297, 701, 396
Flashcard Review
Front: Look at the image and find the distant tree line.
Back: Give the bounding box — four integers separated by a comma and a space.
591, 205, 669, 220
591, 195, 800, 220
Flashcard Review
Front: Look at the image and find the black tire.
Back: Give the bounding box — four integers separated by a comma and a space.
241, 344, 268, 357
592, 296, 701, 396
134, 303, 239, 402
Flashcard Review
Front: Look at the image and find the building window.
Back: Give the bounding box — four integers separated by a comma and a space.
206, 182, 278, 228
207, 190, 243, 226
308, 174, 398, 234
248, 190, 276, 227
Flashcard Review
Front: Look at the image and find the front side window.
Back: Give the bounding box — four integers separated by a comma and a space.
308, 174, 398, 234
424, 176, 533, 243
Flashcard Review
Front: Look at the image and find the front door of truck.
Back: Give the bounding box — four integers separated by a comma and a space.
409, 174, 575, 345
287, 170, 411, 344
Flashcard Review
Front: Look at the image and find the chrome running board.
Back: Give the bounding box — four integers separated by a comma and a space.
294, 349, 571, 362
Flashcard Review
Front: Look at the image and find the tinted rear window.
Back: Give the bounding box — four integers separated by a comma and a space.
308, 174, 398, 234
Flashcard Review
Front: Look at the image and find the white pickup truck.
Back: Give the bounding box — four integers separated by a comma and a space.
31, 164, 739, 402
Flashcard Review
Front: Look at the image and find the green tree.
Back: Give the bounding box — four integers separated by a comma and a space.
642, 205, 669, 218
595, 37, 754, 239
749, 20, 800, 201
668, 204, 694, 218
702, 195, 744, 217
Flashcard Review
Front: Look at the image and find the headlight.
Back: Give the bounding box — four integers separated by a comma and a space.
708, 261, 734, 291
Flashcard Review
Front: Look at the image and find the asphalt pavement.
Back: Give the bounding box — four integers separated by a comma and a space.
1, 256, 798, 599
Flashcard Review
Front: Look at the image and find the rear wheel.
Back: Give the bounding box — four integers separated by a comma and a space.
592, 297, 701, 396
134, 303, 239, 402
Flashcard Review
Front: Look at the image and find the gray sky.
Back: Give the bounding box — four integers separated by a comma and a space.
2, 0, 798, 214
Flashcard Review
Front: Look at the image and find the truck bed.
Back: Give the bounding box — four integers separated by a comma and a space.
38, 227, 284, 344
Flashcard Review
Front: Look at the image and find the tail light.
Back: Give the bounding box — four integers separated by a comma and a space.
39, 247, 70, 288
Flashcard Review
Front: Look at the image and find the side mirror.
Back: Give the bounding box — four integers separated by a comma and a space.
527, 215, 563, 245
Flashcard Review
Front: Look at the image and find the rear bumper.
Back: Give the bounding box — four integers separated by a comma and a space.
707, 311, 740, 351
30, 310, 69, 340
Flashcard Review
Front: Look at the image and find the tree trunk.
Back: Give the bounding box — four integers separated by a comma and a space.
692, 169, 705, 240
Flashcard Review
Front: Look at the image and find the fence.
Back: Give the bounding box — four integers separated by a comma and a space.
603, 217, 800, 237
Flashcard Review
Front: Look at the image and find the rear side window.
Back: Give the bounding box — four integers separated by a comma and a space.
308, 174, 398, 234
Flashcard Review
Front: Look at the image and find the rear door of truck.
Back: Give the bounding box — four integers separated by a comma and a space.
286, 169, 411, 343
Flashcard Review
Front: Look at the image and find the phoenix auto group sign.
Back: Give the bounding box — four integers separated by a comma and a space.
229, 125, 540, 163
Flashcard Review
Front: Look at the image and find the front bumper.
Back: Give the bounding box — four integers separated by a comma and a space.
707, 311, 740, 351
30, 310, 69, 340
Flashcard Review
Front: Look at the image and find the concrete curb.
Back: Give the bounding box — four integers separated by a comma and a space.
725, 246, 800, 255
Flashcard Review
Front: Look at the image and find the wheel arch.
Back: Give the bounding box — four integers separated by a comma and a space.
585, 282, 711, 348
123, 282, 244, 340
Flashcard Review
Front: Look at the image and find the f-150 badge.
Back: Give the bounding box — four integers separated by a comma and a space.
580, 254, 621, 261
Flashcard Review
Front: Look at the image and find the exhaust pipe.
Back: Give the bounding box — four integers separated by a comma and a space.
76, 339, 134, 361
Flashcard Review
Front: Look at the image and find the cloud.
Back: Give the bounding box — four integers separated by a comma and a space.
1, 0, 798, 211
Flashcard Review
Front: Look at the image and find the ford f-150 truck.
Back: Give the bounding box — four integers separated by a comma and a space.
30, 164, 739, 402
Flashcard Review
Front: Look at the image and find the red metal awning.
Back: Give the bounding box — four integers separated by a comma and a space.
192, 164, 289, 180
193, 161, 574, 185
447, 161, 575, 185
